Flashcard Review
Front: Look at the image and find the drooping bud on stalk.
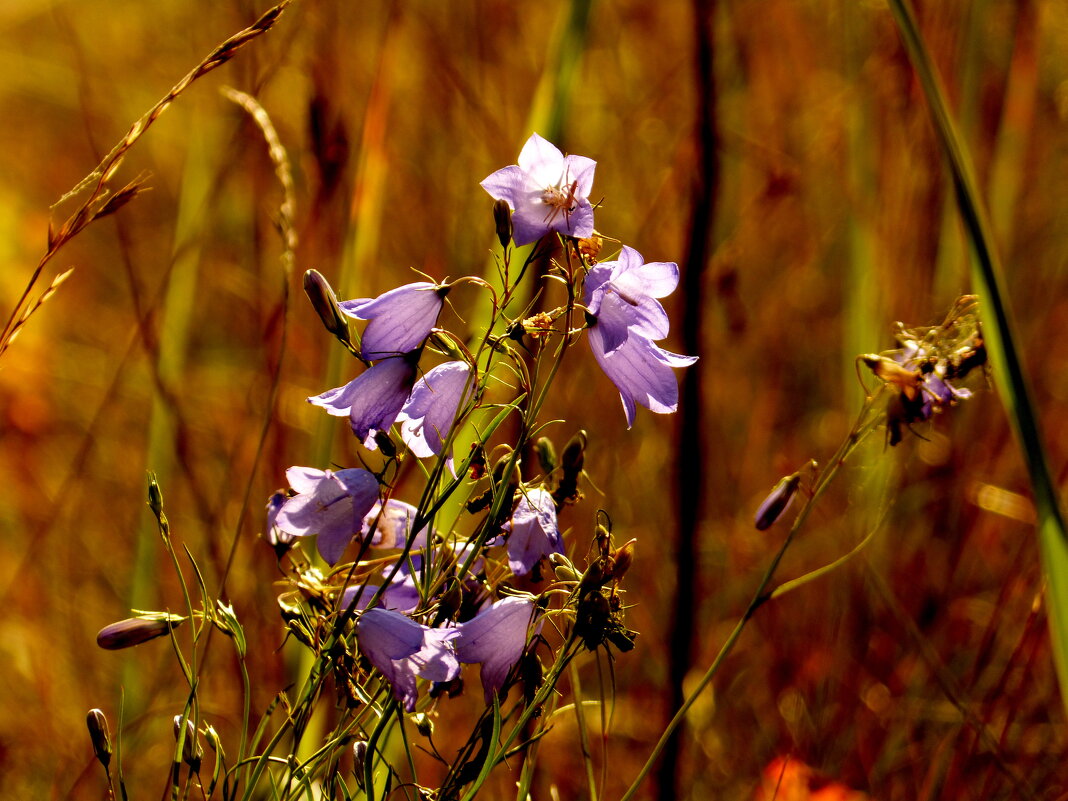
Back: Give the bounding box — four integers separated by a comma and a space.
492, 199, 512, 248
754, 461, 815, 531
535, 436, 557, 474
173, 715, 203, 773
609, 538, 636, 582
352, 740, 368, 788
97, 615, 185, 650
86, 709, 112, 769
553, 430, 587, 507
303, 269, 352, 347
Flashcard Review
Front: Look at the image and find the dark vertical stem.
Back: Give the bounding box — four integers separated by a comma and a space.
658, 1, 717, 799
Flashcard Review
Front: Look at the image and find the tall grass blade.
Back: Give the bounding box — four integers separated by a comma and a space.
886, 0, 1068, 717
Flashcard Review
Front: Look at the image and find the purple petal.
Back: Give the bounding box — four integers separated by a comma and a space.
397, 361, 474, 458
455, 596, 536, 702
504, 488, 562, 576
361, 499, 429, 549
275, 468, 379, 565
340, 282, 443, 360
516, 133, 565, 185
310, 357, 417, 445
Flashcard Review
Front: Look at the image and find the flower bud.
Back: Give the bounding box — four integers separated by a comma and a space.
97, 615, 184, 650
352, 740, 368, 787
754, 465, 811, 531
173, 715, 203, 773
147, 474, 164, 519
492, 199, 512, 248
608, 538, 636, 582
561, 430, 587, 474
303, 269, 352, 346
535, 437, 557, 474
412, 712, 434, 737
86, 708, 112, 769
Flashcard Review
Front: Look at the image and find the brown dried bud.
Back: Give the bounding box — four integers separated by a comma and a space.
303, 269, 351, 345
97, 615, 184, 650
86, 709, 112, 769
493, 199, 513, 248
609, 538, 636, 582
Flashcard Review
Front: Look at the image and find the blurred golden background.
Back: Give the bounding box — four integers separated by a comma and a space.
2, 0, 1068, 798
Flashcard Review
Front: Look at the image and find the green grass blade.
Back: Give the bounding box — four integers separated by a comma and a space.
886, 0, 1068, 716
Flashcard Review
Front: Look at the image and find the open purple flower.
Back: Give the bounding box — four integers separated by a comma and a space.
274, 467, 379, 565
584, 246, 680, 354
454, 596, 537, 703
397, 361, 474, 459
361, 499, 430, 549
587, 327, 697, 429
339, 282, 448, 360
308, 354, 418, 446
356, 608, 459, 712
503, 488, 562, 576
480, 133, 596, 246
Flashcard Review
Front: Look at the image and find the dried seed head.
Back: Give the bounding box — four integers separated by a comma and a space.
303, 269, 351, 346
86, 709, 112, 769
493, 199, 513, 247
97, 615, 184, 650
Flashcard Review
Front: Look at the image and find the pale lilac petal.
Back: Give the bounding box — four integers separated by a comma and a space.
564, 155, 597, 197
361, 500, 429, 549
309, 357, 417, 445
397, 361, 474, 459
340, 282, 444, 359
608, 247, 679, 299
504, 488, 562, 576
276, 468, 379, 565
516, 133, 565, 185
588, 328, 698, 429
410, 627, 460, 683
455, 596, 536, 703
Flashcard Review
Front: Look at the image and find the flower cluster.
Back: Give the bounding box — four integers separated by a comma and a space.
265, 133, 695, 730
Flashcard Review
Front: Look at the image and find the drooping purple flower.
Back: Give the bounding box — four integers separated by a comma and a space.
340, 570, 421, 615
503, 488, 562, 577
356, 608, 459, 712
480, 133, 596, 246
308, 355, 418, 446
454, 596, 537, 703
397, 361, 474, 459
339, 282, 447, 360
584, 246, 679, 354
275, 467, 379, 565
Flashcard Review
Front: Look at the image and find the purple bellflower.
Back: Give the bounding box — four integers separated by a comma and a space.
480, 133, 596, 246
454, 596, 537, 703
339, 282, 447, 360
274, 467, 379, 565
361, 499, 430, 549
308, 354, 418, 446
356, 608, 459, 712
502, 488, 563, 576
583, 247, 697, 428
397, 361, 474, 459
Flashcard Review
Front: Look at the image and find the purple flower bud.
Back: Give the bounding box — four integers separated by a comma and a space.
454, 596, 537, 703
96, 615, 184, 650
173, 716, 203, 772
303, 269, 350, 345
86, 709, 112, 768
480, 133, 596, 246
754, 473, 802, 531
339, 282, 447, 360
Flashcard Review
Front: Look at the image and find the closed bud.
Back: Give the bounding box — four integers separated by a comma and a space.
173, 715, 203, 773
303, 269, 351, 346
97, 615, 184, 650
352, 740, 368, 787
535, 437, 557, 474
561, 430, 587, 474
412, 712, 434, 737
550, 552, 580, 583
609, 539, 636, 582
492, 199, 513, 248
147, 474, 164, 519
86, 709, 112, 769
754, 461, 815, 531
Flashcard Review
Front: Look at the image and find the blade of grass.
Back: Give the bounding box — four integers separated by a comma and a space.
886, 0, 1068, 718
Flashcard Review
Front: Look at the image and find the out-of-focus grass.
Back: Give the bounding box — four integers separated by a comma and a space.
2, 1, 1068, 798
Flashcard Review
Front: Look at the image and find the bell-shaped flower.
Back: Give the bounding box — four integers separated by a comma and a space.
339, 282, 448, 360
584, 246, 679, 354
480, 133, 596, 246
503, 488, 563, 576
454, 596, 537, 703
587, 326, 698, 429
308, 354, 418, 446
361, 499, 430, 549
356, 608, 459, 712
397, 361, 474, 459
274, 467, 380, 565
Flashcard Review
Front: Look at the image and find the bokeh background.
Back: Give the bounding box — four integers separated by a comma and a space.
2, 0, 1068, 798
